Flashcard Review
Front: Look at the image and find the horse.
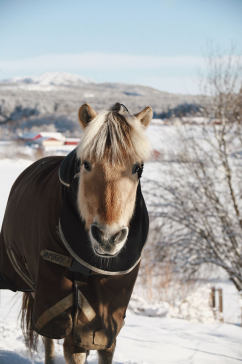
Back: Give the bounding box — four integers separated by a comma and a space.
0, 102, 152, 364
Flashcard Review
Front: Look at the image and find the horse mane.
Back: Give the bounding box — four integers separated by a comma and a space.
77, 104, 151, 164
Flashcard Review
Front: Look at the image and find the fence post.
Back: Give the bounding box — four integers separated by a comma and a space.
210, 287, 216, 319
218, 288, 224, 322
211, 287, 216, 308
210, 287, 223, 322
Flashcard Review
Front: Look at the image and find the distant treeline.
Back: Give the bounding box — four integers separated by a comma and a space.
153, 103, 202, 119
0, 102, 204, 137
0, 105, 39, 124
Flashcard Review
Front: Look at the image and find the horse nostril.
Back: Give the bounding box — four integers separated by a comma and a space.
91, 225, 129, 247
91, 225, 103, 243
112, 227, 128, 244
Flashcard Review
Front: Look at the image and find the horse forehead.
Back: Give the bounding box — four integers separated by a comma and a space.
93, 162, 128, 180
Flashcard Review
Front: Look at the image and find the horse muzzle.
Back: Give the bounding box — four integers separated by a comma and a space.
90, 224, 129, 257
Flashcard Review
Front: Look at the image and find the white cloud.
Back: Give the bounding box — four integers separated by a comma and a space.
0, 52, 204, 73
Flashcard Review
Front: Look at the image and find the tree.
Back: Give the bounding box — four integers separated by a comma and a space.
148, 50, 242, 291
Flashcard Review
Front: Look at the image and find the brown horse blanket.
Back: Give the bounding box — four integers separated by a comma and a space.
0, 156, 148, 349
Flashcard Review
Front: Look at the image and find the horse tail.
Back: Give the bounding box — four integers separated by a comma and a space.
21, 292, 39, 351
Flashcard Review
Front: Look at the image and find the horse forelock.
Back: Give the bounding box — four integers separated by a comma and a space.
76, 110, 151, 164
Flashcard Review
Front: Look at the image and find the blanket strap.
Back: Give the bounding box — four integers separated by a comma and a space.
35, 286, 96, 332
78, 289, 96, 321
35, 293, 73, 331
40, 249, 96, 276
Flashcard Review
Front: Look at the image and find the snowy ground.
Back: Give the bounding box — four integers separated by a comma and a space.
0, 126, 242, 363
0, 290, 242, 364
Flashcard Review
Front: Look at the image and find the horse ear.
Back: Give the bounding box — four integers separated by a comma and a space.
78, 104, 97, 129
135, 106, 153, 128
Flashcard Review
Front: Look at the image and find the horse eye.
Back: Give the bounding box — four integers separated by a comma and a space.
132, 163, 141, 175
83, 161, 92, 172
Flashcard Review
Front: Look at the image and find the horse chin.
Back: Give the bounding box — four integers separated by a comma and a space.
92, 243, 123, 258
93, 249, 119, 259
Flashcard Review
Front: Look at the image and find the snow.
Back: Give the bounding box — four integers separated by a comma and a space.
0, 138, 242, 363
0, 291, 242, 364
2, 72, 92, 91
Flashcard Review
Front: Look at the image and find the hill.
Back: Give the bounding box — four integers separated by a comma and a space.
0, 72, 205, 135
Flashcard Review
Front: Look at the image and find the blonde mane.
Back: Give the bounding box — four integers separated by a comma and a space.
77, 107, 151, 164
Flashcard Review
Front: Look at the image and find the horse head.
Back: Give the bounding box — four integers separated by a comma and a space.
61, 103, 152, 258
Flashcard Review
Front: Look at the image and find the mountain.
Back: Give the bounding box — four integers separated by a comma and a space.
2, 72, 91, 90
0, 72, 205, 134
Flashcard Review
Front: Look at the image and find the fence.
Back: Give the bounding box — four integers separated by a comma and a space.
210, 287, 224, 322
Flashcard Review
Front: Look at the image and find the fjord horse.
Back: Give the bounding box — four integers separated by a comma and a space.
0, 103, 152, 363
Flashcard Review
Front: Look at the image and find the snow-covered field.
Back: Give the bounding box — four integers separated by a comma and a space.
0, 123, 242, 363
1, 290, 242, 364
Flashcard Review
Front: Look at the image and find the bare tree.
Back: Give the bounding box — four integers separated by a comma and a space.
148, 50, 242, 291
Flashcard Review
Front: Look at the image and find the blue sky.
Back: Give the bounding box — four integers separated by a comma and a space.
0, 0, 241, 93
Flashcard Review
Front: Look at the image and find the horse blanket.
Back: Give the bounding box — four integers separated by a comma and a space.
0, 155, 149, 349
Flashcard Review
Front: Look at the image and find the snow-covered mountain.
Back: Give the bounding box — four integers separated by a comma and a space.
2, 72, 91, 90
0, 72, 205, 133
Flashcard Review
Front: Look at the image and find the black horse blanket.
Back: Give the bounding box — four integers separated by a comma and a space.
0, 155, 149, 349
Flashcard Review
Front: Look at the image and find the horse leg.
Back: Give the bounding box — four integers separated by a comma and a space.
98, 341, 116, 364
43, 337, 55, 364
63, 335, 87, 364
